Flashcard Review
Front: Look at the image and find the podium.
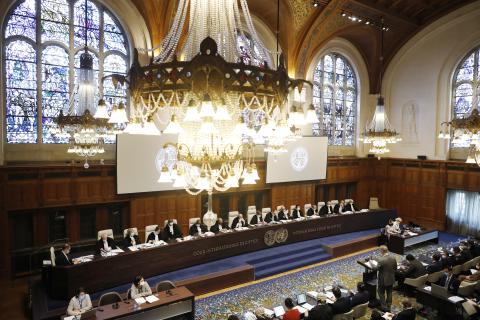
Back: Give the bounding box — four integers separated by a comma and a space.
357, 259, 377, 301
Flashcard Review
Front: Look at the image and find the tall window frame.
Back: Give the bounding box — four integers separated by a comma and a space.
312, 53, 357, 146
451, 47, 480, 148
3, 0, 130, 144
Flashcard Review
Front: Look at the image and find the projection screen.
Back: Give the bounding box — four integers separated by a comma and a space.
116, 134, 181, 194
266, 136, 328, 184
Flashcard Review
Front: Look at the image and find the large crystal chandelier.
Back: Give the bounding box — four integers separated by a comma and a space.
438, 108, 480, 166
54, 0, 128, 168
360, 22, 401, 155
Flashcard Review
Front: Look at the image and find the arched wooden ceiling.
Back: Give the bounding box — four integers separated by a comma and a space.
130, 0, 476, 93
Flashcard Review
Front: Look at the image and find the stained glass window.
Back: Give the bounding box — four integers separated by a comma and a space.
4, 0, 130, 144
236, 33, 266, 68
452, 49, 480, 147
312, 53, 357, 146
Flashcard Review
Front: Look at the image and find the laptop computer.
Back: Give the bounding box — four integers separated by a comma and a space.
296, 293, 314, 311
431, 283, 449, 298
273, 306, 285, 318
79, 309, 97, 319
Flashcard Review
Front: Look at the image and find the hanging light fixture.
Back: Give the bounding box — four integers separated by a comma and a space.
360, 19, 401, 155
438, 109, 480, 166
55, 0, 131, 167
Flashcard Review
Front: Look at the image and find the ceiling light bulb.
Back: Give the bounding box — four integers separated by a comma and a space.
305, 104, 319, 124
199, 93, 216, 118
94, 99, 110, 119
200, 117, 218, 135
157, 166, 172, 183
214, 98, 231, 121
164, 115, 184, 134
108, 102, 129, 124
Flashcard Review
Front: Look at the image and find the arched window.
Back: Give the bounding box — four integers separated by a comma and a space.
4, 0, 130, 144
451, 48, 480, 148
236, 32, 267, 68
312, 53, 357, 146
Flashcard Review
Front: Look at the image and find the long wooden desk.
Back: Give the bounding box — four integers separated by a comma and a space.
48, 209, 396, 299
388, 229, 439, 255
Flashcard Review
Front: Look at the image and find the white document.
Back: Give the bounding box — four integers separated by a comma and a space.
145, 295, 159, 303
423, 286, 432, 291
326, 298, 334, 304
264, 308, 274, 317
293, 305, 306, 314
471, 269, 478, 275
303, 303, 314, 311
324, 285, 333, 291
128, 246, 139, 252
382, 312, 394, 320
448, 296, 465, 303
112, 248, 124, 253
307, 291, 319, 299
134, 297, 146, 304
421, 262, 428, 266
64, 316, 75, 320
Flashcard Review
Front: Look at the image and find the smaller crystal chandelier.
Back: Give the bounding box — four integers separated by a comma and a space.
360, 21, 401, 155
360, 96, 401, 155
438, 108, 480, 166
54, 0, 128, 168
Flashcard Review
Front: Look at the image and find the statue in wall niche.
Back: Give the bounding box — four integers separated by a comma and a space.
401, 101, 419, 144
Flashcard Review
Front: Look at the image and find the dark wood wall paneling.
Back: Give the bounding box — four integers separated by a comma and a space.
2, 157, 480, 277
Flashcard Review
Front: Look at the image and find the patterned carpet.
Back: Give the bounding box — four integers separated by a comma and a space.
195, 233, 467, 320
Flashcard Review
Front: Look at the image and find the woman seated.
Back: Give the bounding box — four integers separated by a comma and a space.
67, 287, 92, 316
130, 275, 152, 299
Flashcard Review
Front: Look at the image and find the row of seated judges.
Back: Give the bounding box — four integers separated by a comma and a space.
54, 199, 361, 266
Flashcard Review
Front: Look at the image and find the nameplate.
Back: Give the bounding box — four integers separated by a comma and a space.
292, 223, 342, 236
193, 238, 259, 256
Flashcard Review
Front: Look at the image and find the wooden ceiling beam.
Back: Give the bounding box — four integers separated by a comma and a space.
348, 0, 419, 26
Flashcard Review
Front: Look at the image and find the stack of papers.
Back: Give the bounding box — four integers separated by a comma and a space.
307, 291, 319, 299
145, 295, 159, 303
263, 308, 274, 317
134, 297, 146, 304
382, 312, 394, 319
448, 296, 465, 303
302, 303, 314, 311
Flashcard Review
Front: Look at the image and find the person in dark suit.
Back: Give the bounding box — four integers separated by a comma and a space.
349, 282, 370, 307
146, 226, 161, 243
249, 211, 264, 225
329, 287, 351, 315
396, 254, 427, 286
189, 219, 208, 236
56, 243, 73, 266
96, 232, 117, 254
451, 246, 466, 266
440, 249, 453, 268
278, 208, 288, 220
370, 309, 384, 320
392, 299, 416, 320
306, 205, 317, 217
334, 200, 345, 214
460, 244, 473, 262
124, 228, 141, 248
163, 219, 183, 240
374, 245, 397, 311
305, 298, 333, 320
345, 200, 358, 212
291, 205, 302, 219
264, 210, 279, 223
321, 202, 335, 215
426, 253, 444, 273
210, 218, 228, 234
438, 266, 461, 294
231, 213, 246, 229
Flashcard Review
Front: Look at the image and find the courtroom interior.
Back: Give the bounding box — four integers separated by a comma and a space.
1, 0, 480, 319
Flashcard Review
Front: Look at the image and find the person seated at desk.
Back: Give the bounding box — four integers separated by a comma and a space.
56, 244, 75, 266
306, 205, 318, 217
130, 275, 152, 299
460, 243, 473, 262
124, 228, 140, 248
426, 253, 444, 273
264, 210, 279, 223
350, 282, 370, 307
392, 299, 416, 320
329, 286, 351, 314
438, 266, 461, 294
146, 226, 162, 243
96, 232, 117, 254
385, 219, 400, 238
283, 297, 301, 320
468, 239, 480, 257
278, 207, 289, 220
451, 246, 467, 266
67, 287, 92, 316
392, 218, 403, 234
321, 202, 335, 215
291, 205, 302, 219
210, 218, 228, 234
345, 199, 358, 212
163, 219, 183, 240
305, 298, 333, 320
459, 262, 480, 283
249, 210, 264, 225
189, 219, 208, 236
440, 248, 454, 268
334, 200, 345, 214
396, 254, 427, 286
231, 213, 246, 229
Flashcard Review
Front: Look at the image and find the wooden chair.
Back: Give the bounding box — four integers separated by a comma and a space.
156, 280, 176, 293
98, 292, 122, 306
